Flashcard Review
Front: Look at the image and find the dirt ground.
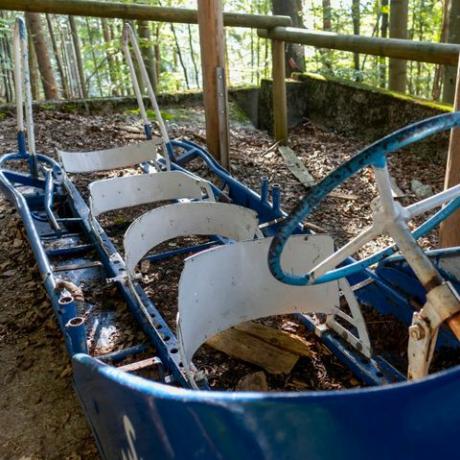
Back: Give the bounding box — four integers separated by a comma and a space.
0, 102, 448, 459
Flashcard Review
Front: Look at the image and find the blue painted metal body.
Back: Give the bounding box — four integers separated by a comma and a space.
73, 354, 460, 460
1, 115, 460, 459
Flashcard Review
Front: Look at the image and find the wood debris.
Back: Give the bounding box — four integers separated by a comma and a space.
206, 327, 299, 375
207, 322, 314, 374
234, 321, 312, 358
235, 371, 269, 391
278, 145, 315, 187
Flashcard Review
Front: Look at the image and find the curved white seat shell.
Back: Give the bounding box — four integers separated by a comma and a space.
58, 139, 161, 173
124, 202, 260, 275
89, 171, 214, 217
178, 234, 339, 365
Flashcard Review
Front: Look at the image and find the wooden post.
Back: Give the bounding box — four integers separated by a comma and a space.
440, 55, 460, 248
197, 0, 229, 167
272, 39, 288, 144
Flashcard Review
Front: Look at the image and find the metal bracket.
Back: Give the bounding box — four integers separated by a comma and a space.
408, 281, 460, 379
325, 279, 372, 358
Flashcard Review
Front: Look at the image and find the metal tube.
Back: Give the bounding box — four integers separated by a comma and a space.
122, 23, 171, 170
65, 316, 88, 355
0, 155, 56, 290
44, 170, 62, 232
258, 27, 460, 66
260, 176, 269, 204
98, 343, 149, 363
58, 294, 77, 327
272, 184, 281, 216
12, 19, 24, 153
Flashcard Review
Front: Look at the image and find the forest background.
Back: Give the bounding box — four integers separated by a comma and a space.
0, 0, 458, 105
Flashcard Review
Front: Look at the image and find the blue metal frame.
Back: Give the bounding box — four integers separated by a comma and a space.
268, 112, 460, 285
2, 123, 460, 459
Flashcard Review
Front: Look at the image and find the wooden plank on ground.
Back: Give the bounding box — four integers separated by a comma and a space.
278, 146, 315, 187
278, 146, 403, 201
234, 321, 312, 358
206, 327, 299, 374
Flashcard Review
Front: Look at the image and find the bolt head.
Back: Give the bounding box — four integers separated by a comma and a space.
410, 324, 425, 340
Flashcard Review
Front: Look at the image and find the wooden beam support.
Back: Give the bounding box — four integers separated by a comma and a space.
197, 0, 229, 167
0, 0, 291, 29
272, 39, 288, 144
440, 56, 460, 248
259, 27, 460, 66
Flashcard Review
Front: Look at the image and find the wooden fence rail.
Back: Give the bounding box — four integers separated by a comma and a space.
0, 0, 291, 29
258, 27, 460, 66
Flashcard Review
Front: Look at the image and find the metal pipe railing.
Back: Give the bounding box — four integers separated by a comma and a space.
122, 23, 171, 170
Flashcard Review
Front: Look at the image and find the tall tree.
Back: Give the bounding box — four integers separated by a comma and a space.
0, 11, 14, 102
27, 30, 40, 100
272, 0, 305, 76
68, 16, 87, 98
389, 0, 409, 92
154, 24, 161, 88
137, 20, 157, 91
0, 36, 13, 102
46, 14, 70, 99
433, 0, 449, 100
322, 0, 332, 31
320, 0, 332, 71
351, 0, 361, 72
170, 22, 190, 89
85, 17, 103, 96
25, 12, 58, 99
101, 19, 119, 96
443, 0, 460, 103
187, 24, 200, 87
379, 0, 389, 87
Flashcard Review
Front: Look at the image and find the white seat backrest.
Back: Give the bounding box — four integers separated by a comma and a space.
58, 139, 161, 173
124, 202, 260, 276
177, 234, 339, 365
89, 171, 215, 217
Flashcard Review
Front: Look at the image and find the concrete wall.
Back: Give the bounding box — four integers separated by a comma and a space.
257, 73, 453, 160
1, 74, 453, 159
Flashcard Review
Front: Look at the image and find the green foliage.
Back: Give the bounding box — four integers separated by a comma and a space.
0, 1, 451, 103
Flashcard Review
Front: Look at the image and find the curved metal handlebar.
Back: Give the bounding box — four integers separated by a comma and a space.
268, 112, 460, 286
13, 17, 36, 158
122, 23, 171, 170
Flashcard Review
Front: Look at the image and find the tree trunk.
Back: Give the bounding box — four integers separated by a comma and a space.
433, 0, 449, 100
46, 14, 70, 98
0, 12, 14, 102
188, 24, 200, 87
379, 0, 389, 87
85, 17, 103, 96
136, 20, 157, 92
352, 0, 360, 72
170, 22, 190, 89
113, 22, 129, 96
389, 0, 408, 93
101, 19, 119, 96
443, 0, 460, 103
68, 15, 87, 98
272, 0, 305, 76
27, 29, 41, 100
0, 37, 13, 102
322, 0, 332, 31
154, 24, 161, 88
25, 12, 58, 99
321, 0, 332, 70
